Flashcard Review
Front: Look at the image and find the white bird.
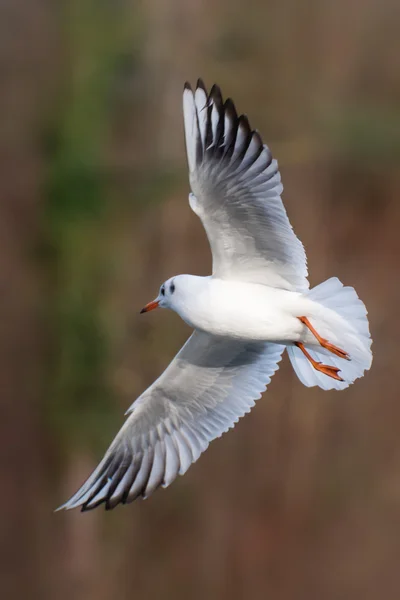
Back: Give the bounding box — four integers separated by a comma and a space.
59, 80, 372, 511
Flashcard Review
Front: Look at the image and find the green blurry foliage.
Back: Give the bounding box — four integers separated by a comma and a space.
44, 1, 137, 452
325, 106, 400, 164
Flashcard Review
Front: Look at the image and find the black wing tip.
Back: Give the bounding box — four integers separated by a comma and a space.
195, 78, 223, 101
185, 78, 269, 175
80, 497, 119, 512
209, 83, 223, 104
196, 78, 207, 93
81, 495, 114, 512
252, 130, 264, 152
227, 108, 259, 142
224, 97, 238, 121
186, 81, 257, 134
186, 79, 225, 108
80, 488, 106, 512
238, 113, 251, 134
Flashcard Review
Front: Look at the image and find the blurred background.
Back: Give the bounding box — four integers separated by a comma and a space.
1, 0, 399, 598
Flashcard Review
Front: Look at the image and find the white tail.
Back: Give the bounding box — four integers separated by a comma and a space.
287, 277, 372, 390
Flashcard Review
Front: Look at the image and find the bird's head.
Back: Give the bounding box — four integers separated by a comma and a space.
140, 277, 177, 313
140, 274, 206, 315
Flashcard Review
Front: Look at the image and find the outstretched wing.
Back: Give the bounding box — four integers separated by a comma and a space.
59, 332, 284, 511
183, 80, 309, 291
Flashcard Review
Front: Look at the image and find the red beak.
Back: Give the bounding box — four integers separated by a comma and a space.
140, 300, 159, 314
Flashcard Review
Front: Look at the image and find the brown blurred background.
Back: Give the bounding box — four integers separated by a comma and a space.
1, 0, 400, 598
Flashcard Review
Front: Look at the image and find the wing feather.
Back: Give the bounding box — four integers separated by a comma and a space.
183, 81, 308, 291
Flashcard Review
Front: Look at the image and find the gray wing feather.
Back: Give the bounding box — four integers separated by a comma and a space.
58, 331, 284, 511
183, 80, 309, 291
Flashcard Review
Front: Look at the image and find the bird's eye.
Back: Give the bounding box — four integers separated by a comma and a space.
170, 282, 175, 294
160, 286, 165, 296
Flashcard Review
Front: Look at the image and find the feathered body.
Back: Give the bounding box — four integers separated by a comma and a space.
167, 275, 306, 341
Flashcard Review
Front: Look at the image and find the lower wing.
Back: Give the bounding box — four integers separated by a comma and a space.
58, 331, 284, 511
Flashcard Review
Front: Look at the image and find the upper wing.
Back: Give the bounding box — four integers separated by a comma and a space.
183, 80, 309, 291
59, 331, 284, 511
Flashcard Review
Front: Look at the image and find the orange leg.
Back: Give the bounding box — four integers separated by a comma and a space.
295, 342, 344, 381
298, 316, 350, 361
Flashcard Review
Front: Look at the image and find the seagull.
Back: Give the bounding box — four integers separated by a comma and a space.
59, 80, 372, 511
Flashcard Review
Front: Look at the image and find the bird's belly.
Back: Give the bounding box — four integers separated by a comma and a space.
199, 310, 301, 342
182, 285, 305, 343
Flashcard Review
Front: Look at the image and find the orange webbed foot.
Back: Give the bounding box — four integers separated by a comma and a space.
320, 340, 350, 361
298, 316, 350, 361
295, 342, 344, 381
313, 362, 344, 382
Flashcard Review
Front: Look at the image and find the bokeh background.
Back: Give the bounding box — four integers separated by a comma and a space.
1, 0, 400, 598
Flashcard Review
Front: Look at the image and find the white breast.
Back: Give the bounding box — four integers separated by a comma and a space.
176, 278, 307, 343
